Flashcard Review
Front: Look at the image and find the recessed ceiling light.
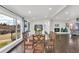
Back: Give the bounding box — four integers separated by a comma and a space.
49, 8, 52, 11
66, 18, 70, 20
28, 10, 31, 14
32, 17, 35, 19
45, 16, 47, 18
65, 11, 69, 15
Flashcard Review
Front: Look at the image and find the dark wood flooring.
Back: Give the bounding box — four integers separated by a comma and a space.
54, 34, 79, 53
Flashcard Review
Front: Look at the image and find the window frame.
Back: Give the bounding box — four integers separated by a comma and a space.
0, 13, 23, 53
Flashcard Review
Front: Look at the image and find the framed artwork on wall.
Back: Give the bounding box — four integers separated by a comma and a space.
34, 24, 43, 31
76, 18, 79, 22
54, 28, 60, 32
34, 24, 43, 34
55, 24, 59, 27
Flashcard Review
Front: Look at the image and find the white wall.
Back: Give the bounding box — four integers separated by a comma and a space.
50, 20, 70, 33
50, 5, 79, 33
29, 20, 50, 35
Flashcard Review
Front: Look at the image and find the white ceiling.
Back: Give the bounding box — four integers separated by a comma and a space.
54, 5, 79, 21
3, 5, 65, 20
3, 5, 79, 21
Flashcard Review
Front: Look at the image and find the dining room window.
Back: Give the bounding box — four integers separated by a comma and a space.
0, 14, 17, 48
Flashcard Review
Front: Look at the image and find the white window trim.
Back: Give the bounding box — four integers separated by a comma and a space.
0, 18, 23, 53
0, 6, 24, 53
0, 17, 23, 53
0, 37, 23, 53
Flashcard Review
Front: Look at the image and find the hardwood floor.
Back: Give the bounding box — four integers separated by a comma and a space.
24, 34, 79, 53
54, 34, 79, 53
